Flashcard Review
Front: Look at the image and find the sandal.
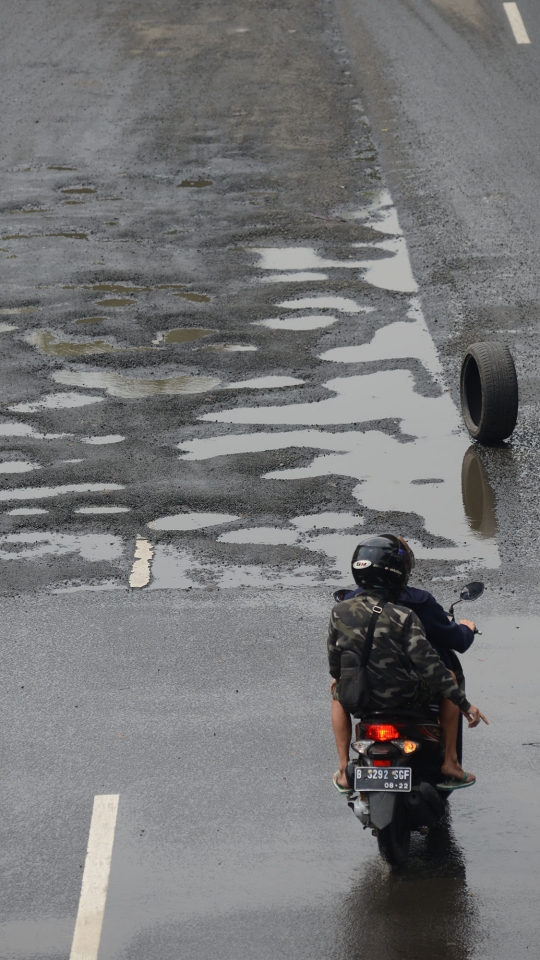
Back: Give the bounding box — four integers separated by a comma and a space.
333, 771, 352, 795
437, 772, 476, 791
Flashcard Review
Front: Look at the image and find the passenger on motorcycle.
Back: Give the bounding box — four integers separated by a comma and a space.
329, 535, 488, 794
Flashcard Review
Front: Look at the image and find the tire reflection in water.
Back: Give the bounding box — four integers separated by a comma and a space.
461, 445, 497, 539
336, 817, 479, 960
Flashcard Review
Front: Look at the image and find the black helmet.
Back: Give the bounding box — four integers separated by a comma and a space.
351, 534, 414, 591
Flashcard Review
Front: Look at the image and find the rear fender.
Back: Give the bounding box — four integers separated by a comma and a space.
368, 791, 396, 830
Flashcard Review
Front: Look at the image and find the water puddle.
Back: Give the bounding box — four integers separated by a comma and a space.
173, 292, 211, 303
253, 218, 417, 293
352, 189, 403, 236
0, 532, 123, 561
62, 200, 86, 206
254, 243, 416, 293
6, 507, 49, 515
0, 422, 68, 439
226, 376, 304, 390
0, 323, 18, 333
278, 296, 371, 314
76, 506, 130, 514
203, 344, 257, 353
218, 527, 298, 546
52, 369, 220, 398
25, 331, 122, 357
5, 207, 49, 215
148, 512, 239, 531
254, 316, 338, 331
9, 392, 105, 412
352, 237, 418, 293
0, 307, 37, 315
129, 537, 154, 588
200, 369, 453, 430
148, 545, 323, 590
254, 247, 372, 271
48, 165, 76, 170
179, 364, 499, 567
0, 483, 124, 502
177, 179, 213, 188
0, 461, 39, 474
152, 328, 215, 345
74, 318, 106, 324
48, 232, 88, 240
81, 435, 125, 445
320, 298, 443, 380
461, 446, 497, 538
261, 272, 328, 283
95, 298, 137, 307
60, 187, 97, 195
84, 284, 152, 293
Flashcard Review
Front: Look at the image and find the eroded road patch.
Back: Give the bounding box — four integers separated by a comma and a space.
0, 0, 499, 595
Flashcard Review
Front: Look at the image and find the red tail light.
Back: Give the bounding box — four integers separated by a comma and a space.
365, 724, 400, 741
373, 760, 391, 767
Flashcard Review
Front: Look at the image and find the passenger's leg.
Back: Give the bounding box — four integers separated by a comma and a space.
439, 692, 475, 784
331, 697, 352, 788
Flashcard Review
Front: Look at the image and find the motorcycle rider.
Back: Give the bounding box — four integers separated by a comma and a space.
329, 535, 488, 793
339, 536, 477, 674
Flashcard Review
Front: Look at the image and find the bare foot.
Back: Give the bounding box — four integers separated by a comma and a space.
441, 760, 475, 783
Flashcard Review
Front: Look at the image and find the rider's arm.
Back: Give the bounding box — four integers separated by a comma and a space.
421, 593, 474, 654
403, 611, 472, 712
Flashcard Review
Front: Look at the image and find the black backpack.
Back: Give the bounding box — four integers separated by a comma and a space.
338, 603, 385, 715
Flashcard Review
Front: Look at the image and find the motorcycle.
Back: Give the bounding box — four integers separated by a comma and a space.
333, 580, 484, 868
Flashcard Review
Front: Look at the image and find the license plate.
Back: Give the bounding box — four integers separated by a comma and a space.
354, 767, 412, 792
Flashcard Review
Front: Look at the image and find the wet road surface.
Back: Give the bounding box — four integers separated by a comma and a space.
1, 593, 539, 959
0, 0, 516, 596
1, 0, 540, 956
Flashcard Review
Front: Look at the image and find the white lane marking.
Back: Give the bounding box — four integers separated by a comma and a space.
503, 3, 531, 43
70, 794, 119, 960
129, 535, 154, 587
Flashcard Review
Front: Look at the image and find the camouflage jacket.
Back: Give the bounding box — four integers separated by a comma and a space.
328, 591, 471, 712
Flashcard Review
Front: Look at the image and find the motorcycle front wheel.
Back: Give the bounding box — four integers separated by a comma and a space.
377, 796, 411, 868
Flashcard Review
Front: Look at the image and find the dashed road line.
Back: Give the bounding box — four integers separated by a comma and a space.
69, 794, 119, 960
129, 535, 154, 587
503, 3, 531, 44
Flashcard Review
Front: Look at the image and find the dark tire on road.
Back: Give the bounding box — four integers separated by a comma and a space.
377, 797, 411, 868
460, 342, 518, 442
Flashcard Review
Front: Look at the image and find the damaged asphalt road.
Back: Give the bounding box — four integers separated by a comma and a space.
1, 0, 526, 597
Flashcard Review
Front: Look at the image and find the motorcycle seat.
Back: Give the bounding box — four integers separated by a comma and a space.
354, 707, 438, 723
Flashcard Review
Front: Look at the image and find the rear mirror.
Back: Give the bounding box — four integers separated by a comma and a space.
333, 588, 350, 603
460, 581, 484, 602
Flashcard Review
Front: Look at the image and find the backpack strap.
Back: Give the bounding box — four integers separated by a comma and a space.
361, 603, 385, 668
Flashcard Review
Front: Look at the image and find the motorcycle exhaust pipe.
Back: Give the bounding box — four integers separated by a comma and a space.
348, 795, 370, 825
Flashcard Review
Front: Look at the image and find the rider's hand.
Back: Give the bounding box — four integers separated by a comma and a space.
459, 618, 476, 632
330, 678, 337, 694
463, 704, 489, 728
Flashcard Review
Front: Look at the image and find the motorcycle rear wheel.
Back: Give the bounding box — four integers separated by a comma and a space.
377, 797, 411, 868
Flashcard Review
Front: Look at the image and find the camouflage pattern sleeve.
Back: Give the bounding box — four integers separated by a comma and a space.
402, 609, 471, 711
327, 611, 341, 679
